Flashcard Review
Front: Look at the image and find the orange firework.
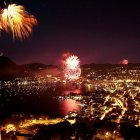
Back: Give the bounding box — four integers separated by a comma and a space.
0, 4, 37, 40
0, 23, 2, 31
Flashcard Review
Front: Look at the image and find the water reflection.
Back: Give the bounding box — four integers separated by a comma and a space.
59, 99, 80, 115
0, 83, 82, 119
63, 89, 81, 95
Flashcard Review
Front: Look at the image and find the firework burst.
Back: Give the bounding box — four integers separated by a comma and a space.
0, 4, 37, 40
63, 54, 81, 80
66, 55, 80, 69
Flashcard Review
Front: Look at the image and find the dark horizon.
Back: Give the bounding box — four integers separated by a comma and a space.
1, 55, 140, 66
1, 0, 140, 64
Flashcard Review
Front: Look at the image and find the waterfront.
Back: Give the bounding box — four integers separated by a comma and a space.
0, 64, 140, 139
0, 83, 81, 121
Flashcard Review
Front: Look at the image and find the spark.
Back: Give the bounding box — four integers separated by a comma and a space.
0, 4, 37, 40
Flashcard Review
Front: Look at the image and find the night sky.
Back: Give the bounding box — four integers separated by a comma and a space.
1, 0, 140, 65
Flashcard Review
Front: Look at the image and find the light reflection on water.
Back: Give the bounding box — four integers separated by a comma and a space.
59, 99, 80, 115
0, 86, 82, 119
59, 88, 81, 115
63, 89, 81, 95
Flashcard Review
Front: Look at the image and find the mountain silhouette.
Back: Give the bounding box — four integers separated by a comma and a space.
0, 56, 58, 80
0, 56, 17, 69
0, 56, 21, 80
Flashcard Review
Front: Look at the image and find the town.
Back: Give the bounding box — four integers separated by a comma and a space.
0, 64, 140, 139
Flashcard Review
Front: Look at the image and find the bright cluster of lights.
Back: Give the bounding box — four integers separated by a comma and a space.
5, 124, 16, 133
0, 3, 37, 40
19, 118, 63, 129
100, 96, 127, 122
3, 116, 75, 134
64, 55, 81, 80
